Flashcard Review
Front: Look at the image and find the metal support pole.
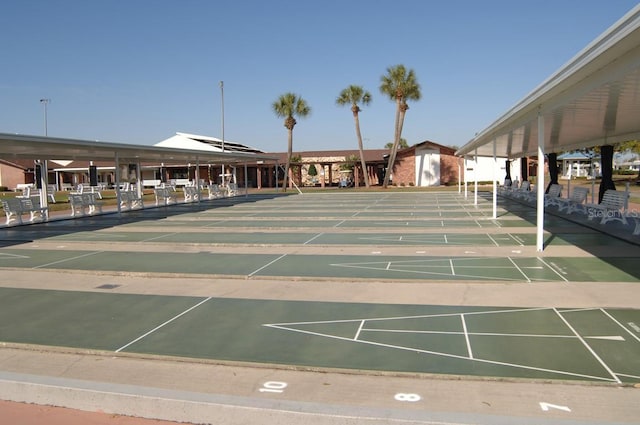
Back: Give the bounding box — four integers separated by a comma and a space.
473, 150, 478, 206
220, 81, 225, 180
536, 111, 546, 252
492, 141, 497, 219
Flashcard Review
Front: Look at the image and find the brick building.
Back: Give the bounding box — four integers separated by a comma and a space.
390, 140, 461, 186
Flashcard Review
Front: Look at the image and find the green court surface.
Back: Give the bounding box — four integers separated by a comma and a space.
1, 248, 639, 282
0, 287, 638, 383
30, 230, 638, 247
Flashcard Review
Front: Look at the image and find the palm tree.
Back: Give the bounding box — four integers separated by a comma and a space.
272, 93, 311, 190
336, 85, 372, 187
384, 138, 409, 150
379, 65, 421, 188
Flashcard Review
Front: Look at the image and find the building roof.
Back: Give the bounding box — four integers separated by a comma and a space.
557, 152, 599, 160
155, 132, 265, 154
456, 5, 640, 158
411, 140, 457, 155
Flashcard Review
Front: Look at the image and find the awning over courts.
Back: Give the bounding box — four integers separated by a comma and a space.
0, 132, 278, 215
0, 133, 276, 165
456, 5, 640, 159
455, 5, 640, 252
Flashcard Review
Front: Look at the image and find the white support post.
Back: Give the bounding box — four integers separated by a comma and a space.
463, 157, 468, 199
136, 159, 142, 197
473, 150, 478, 206
39, 160, 49, 216
536, 112, 546, 252
492, 141, 497, 219
244, 162, 249, 197
115, 153, 121, 215
195, 157, 201, 204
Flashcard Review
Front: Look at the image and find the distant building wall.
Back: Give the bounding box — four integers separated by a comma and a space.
0, 162, 26, 190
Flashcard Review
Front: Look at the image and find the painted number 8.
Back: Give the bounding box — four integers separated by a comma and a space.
394, 393, 421, 402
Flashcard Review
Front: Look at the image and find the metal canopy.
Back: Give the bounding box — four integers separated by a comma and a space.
0, 133, 277, 165
456, 5, 640, 159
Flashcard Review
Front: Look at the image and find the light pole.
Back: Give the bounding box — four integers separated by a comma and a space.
219, 81, 225, 182
38, 98, 51, 209
40, 98, 50, 136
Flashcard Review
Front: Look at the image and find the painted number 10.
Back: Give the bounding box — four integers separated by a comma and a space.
259, 381, 288, 393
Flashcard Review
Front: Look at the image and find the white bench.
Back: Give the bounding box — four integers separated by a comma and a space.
556, 187, 589, 215
586, 190, 628, 225
509, 180, 532, 200
69, 193, 104, 217
207, 184, 223, 199
16, 185, 56, 204
119, 190, 144, 210
544, 184, 563, 208
227, 183, 247, 196
498, 178, 516, 195
71, 184, 103, 199
153, 187, 177, 206
183, 186, 200, 202
1, 197, 48, 225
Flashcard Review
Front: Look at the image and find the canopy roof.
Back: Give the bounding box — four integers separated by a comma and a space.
0, 133, 277, 165
456, 5, 640, 158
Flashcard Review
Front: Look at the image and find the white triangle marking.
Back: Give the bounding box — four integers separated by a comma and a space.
585, 335, 625, 341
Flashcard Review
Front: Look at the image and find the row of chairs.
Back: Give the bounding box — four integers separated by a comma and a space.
500, 180, 638, 236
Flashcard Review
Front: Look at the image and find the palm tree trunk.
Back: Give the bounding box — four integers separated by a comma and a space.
383, 100, 402, 188
353, 113, 370, 188
283, 129, 293, 191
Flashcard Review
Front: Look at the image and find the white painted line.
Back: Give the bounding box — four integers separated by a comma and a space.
616, 372, 640, 379
354, 320, 365, 340
303, 233, 324, 245
553, 308, 621, 384
248, 254, 287, 277
600, 308, 640, 343
116, 297, 212, 352
32, 251, 103, 269
363, 328, 576, 339
333, 220, 346, 228
585, 336, 625, 341
0, 253, 31, 260
537, 257, 569, 282
507, 257, 531, 283
508, 233, 525, 246
486, 233, 499, 247
461, 314, 473, 359
141, 232, 178, 242
449, 259, 455, 276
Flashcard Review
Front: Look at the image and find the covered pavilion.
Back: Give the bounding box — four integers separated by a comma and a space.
0, 132, 278, 215
456, 4, 640, 251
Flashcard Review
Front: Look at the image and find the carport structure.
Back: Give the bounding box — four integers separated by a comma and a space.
0, 132, 278, 215
456, 5, 640, 251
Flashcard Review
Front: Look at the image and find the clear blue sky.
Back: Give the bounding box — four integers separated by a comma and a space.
1, 0, 638, 153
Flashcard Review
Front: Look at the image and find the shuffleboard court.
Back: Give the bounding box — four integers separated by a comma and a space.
1, 248, 639, 282
0, 287, 638, 383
